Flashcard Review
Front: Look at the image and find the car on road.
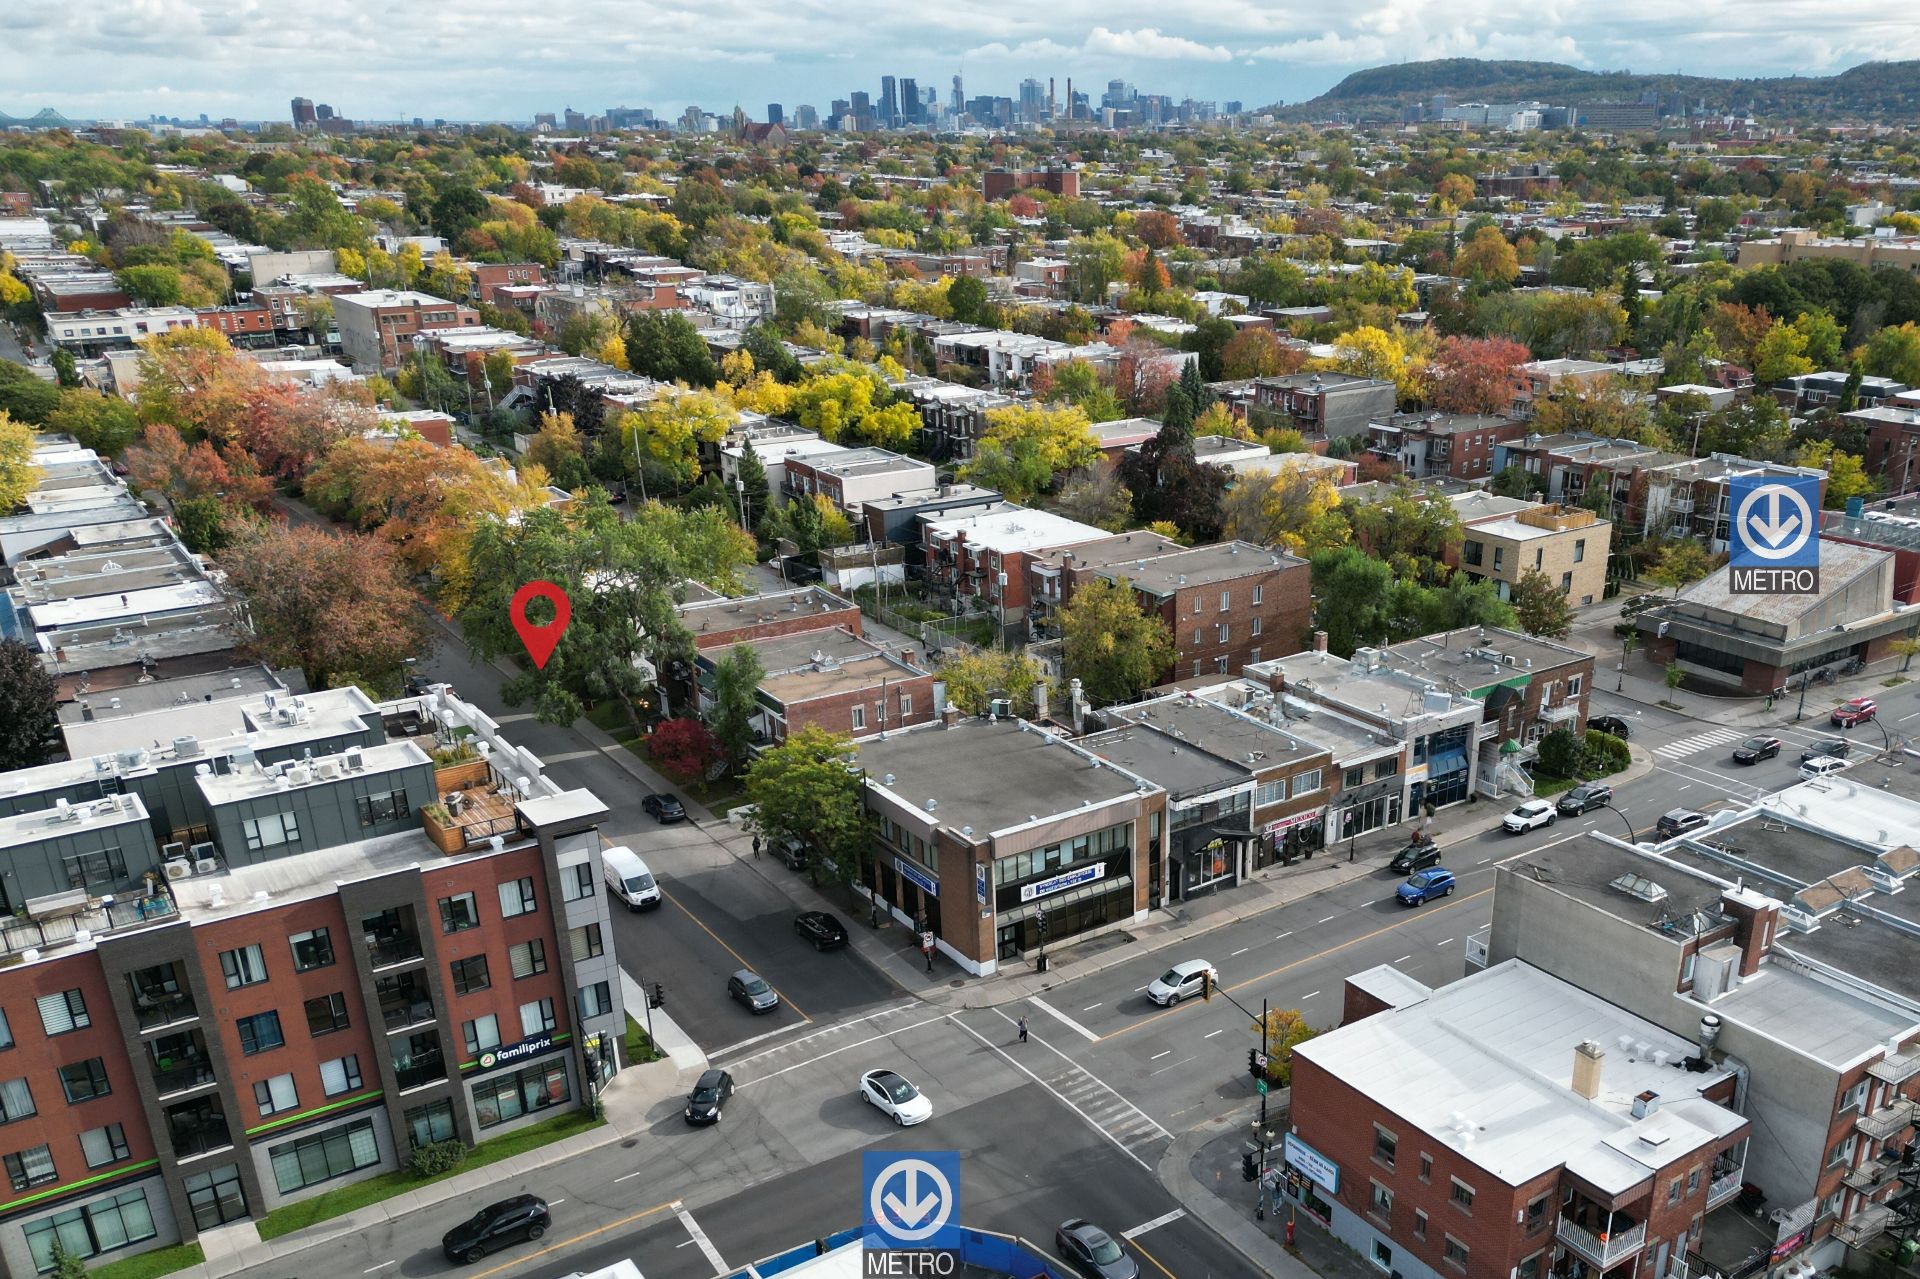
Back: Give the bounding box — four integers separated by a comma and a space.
794, 911, 848, 950
602, 845, 661, 911
1800, 738, 1854, 763
1388, 837, 1443, 874
1396, 867, 1457, 906
443, 1195, 550, 1264
1055, 1219, 1140, 1279
642, 792, 687, 823
1732, 736, 1782, 764
1655, 809, 1710, 839
1502, 799, 1557, 833
727, 969, 779, 1014
1589, 715, 1632, 739
859, 1068, 933, 1126
1831, 697, 1878, 728
1557, 783, 1613, 816
684, 1068, 734, 1124
1146, 959, 1219, 1007
1800, 756, 1851, 781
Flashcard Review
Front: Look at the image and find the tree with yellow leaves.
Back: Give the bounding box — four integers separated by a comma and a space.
1314, 325, 1426, 402
958, 403, 1099, 503
597, 334, 630, 371
0, 411, 35, 512
1452, 225, 1520, 286
1218, 461, 1350, 557
621, 388, 736, 489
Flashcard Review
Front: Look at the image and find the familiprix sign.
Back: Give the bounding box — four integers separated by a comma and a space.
475, 1033, 555, 1073
1729, 474, 1821, 595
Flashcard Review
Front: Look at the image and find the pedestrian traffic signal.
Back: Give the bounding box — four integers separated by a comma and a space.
1248, 1048, 1261, 1081
649, 982, 665, 1009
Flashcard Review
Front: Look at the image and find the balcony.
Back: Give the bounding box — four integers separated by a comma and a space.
151, 1059, 216, 1096
128, 963, 197, 1031
1707, 1166, 1746, 1209
361, 905, 424, 969
164, 1099, 231, 1159
148, 1029, 215, 1096
1868, 1050, 1920, 1086
1556, 1216, 1647, 1268
1832, 1203, 1898, 1248
1854, 1097, 1914, 1141
376, 974, 435, 1032
392, 1032, 446, 1091
1841, 1156, 1900, 1195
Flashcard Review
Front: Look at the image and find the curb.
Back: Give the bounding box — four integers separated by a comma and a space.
1156, 1101, 1317, 1279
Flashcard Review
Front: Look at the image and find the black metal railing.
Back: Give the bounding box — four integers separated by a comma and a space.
392, 1054, 446, 1091
168, 1114, 231, 1159
133, 991, 197, 1031
366, 935, 423, 967
152, 1060, 216, 1095
381, 998, 435, 1031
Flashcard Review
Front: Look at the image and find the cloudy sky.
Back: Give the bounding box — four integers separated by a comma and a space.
7, 0, 1919, 122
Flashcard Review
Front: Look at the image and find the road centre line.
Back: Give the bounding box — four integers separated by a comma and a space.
1302, 990, 1320, 999
1150, 1050, 1171, 1060
1317, 914, 1337, 923
1029, 996, 1101, 1044
614, 1170, 645, 1183
1123, 1209, 1187, 1240
673, 1201, 728, 1275
1204, 1028, 1225, 1038
1437, 937, 1454, 945
660, 884, 811, 1022
1395, 954, 1413, 962
1083, 1002, 1103, 1012
1231, 947, 1249, 956
733, 1015, 949, 1085
1149, 1055, 1197, 1077
363, 1264, 396, 1274
1275, 931, 1292, 939
467, 1200, 675, 1279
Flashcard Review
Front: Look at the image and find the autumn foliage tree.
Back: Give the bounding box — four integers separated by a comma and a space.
1427, 336, 1532, 415
647, 717, 725, 785
1219, 327, 1305, 381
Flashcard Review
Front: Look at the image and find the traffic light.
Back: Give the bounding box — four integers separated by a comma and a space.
1248, 1048, 1262, 1081
649, 982, 665, 1009
1242, 1151, 1258, 1182
1202, 969, 1213, 1002
1036, 912, 1049, 938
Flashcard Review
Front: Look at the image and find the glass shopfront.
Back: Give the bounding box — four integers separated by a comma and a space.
1166, 790, 1251, 900
1258, 811, 1326, 868
992, 821, 1134, 958
1412, 724, 1473, 812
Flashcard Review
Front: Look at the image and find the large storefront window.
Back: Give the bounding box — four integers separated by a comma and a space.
1414, 724, 1472, 812
473, 1059, 570, 1130
269, 1118, 380, 1195
992, 820, 1135, 958
1258, 812, 1326, 869
25, 1189, 158, 1272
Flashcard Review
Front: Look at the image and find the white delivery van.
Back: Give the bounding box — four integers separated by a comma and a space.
603, 845, 661, 910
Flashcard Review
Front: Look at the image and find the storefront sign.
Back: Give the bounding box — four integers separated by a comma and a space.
1285, 1132, 1340, 1194
476, 1033, 555, 1074
1263, 810, 1325, 837
975, 863, 988, 906
895, 857, 939, 898
1019, 861, 1106, 903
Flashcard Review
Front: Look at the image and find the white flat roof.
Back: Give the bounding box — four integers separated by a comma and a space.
26, 579, 224, 628
922, 508, 1108, 553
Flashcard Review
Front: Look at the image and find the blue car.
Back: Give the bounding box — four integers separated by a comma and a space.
1396, 867, 1456, 906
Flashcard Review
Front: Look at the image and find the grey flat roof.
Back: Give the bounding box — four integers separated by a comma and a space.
1108, 695, 1329, 767
1081, 725, 1246, 797
1673, 540, 1889, 625
1095, 541, 1299, 594
1383, 626, 1589, 690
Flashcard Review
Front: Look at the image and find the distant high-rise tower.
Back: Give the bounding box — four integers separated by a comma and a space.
290, 97, 316, 127
766, 103, 784, 125
951, 75, 964, 117
900, 78, 920, 124
880, 76, 899, 128
315, 103, 335, 121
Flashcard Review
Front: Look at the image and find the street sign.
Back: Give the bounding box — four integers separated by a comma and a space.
1729, 474, 1821, 595
1257, 1079, 1269, 1095
863, 1151, 961, 1276
1254, 1051, 1270, 1069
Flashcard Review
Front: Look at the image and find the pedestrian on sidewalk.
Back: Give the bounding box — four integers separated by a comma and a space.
752, 834, 761, 860
1017, 1016, 1028, 1043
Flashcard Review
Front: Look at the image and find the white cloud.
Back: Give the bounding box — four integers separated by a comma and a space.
1083, 27, 1234, 62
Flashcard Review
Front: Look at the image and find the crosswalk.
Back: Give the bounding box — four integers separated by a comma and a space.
1654, 727, 1746, 761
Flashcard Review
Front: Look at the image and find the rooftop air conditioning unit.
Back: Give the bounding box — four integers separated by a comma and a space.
344, 747, 365, 771
163, 859, 193, 881
317, 760, 340, 780
193, 856, 220, 875
288, 766, 313, 786
92, 755, 115, 776
172, 736, 202, 758
189, 841, 217, 863
160, 841, 186, 861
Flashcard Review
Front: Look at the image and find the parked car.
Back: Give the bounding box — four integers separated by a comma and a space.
727, 969, 779, 1014
642, 792, 687, 823
1502, 799, 1557, 833
860, 1068, 933, 1126
1589, 715, 1632, 739
1732, 736, 1781, 764
794, 911, 848, 950
684, 1069, 734, 1125
1388, 837, 1443, 874
1801, 737, 1854, 763
1145, 959, 1219, 1007
773, 837, 810, 870
1800, 756, 1851, 781
1055, 1219, 1140, 1279
1557, 783, 1613, 816
1655, 809, 1710, 839
1396, 868, 1457, 906
443, 1196, 550, 1264
1832, 697, 1877, 728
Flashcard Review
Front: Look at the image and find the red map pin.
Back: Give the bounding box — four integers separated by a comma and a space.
509, 581, 572, 670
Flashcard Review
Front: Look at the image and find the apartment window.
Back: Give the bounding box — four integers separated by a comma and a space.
1413, 1209, 1428, 1239
1256, 779, 1287, 807
1517, 1255, 1543, 1279
1193, 596, 1203, 614
1290, 769, 1323, 799
570, 922, 605, 961
22, 1187, 156, 1271
1252, 584, 1263, 606
357, 789, 410, 827
451, 955, 491, 995
1369, 1180, 1393, 1221
1687, 1167, 1702, 1196
1839, 1080, 1869, 1113
5, 1144, 56, 1191
899, 692, 913, 718
1217, 622, 1230, 644
1450, 1178, 1475, 1212
851, 705, 865, 731
1220, 590, 1231, 613
1249, 648, 1261, 663
1370, 1240, 1393, 1273
254, 1074, 298, 1117
1534, 548, 1544, 570
242, 811, 300, 851
498, 877, 536, 918
1493, 547, 1506, 572
79, 1123, 129, 1169
1561, 570, 1573, 591
405, 1099, 456, 1150
1568, 674, 1583, 698
577, 981, 613, 1021
561, 861, 594, 902
1463, 539, 1483, 567
438, 892, 480, 934
0, 1078, 34, 1123
237, 1011, 284, 1056
319, 1055, 362, 1098
268, 1118, 379, 1195
1443, 1236, 1469, 1270
1193, 661, 1204, 679
58, 1058, 110, 1104
220, 943, 268, 990
1419, 1152, 1433, 1182
64, 846, 127, 894
1372, 1125, 1397, 1168
0, 1008, 11, 1050
1217, 656, 1229, 675
1526, 1193, 1549, 1233
38, 990, 90, 1036
1828, 1135, 1857, 1167
305, 993, 350, 1036
290, 928, 334, 971
1375, 757, 1400, 781
520, 998, 557, 1037
1820, 1191, 1844, 1220
1573, 538, 1586, 562
462, 1015, 502, 1057
1250, 616, 1262, 638
510, 939, 548, 979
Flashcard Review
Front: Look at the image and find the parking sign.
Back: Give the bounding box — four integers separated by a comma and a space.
1729, 474, 1821, 595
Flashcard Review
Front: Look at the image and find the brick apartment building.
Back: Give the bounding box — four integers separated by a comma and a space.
194, 305, 276, 345
921, 508, 1110, 630
44, 309, 200, 356
470, 263, 546, 306
0, 686, 625, 1275
1449, 499, 1611, 608
1367, 412, 1530, 482
1842, 404, 1920, 496
693, 625, 935, 744
1284, 960, 1750, 1279
332, 290, 481, 374
1251, 372, 1398, 440
1510, 359, 1617, 418
982, 166, 1080, 201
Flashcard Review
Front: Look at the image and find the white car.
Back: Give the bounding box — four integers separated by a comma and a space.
1146, 959, 1219, 1007
860, 1068, 933, 1126
1502, 799, 1557, 833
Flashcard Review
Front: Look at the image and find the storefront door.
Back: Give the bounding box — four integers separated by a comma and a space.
185, 1164, 248, 1230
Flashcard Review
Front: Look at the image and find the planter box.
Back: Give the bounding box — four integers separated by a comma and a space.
420, 811, 466, 854
434, 759, 491, 794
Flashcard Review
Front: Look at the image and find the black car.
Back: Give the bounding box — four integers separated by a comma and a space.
1655, 809, 1710, 839
1733, 736, 1782, 764
1589, 715, 1632, 740
443, 1195, 550, 1264
642, 792, 686, 824
1055, 1219, 1140, 1279
794, 910, 848, 950
1388, 837, 1443, 874
1800, 738, 1854, 763
684, 1068, 734, 1124
1557, 783, 1613, 816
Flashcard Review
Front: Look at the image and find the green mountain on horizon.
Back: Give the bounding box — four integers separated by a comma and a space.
0, 108, 78, 129
1277, 58, 1920, 123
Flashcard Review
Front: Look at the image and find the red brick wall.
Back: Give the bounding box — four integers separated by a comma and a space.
689, 609, 864, 651
786, 673, 937, 740
1156, 561, 1311, 679
419, 847, 571, 1067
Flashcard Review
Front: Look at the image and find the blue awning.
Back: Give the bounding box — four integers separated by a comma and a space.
1428, 749, 1469, 777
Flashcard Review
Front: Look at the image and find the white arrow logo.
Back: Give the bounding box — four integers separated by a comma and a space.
1734, 483, 1814, 562
868, 1157, 954, 1243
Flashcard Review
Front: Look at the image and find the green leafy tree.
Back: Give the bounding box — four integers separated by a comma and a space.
946, 274, 989, 325
50, 347, 80, 388
46, 1242, 88, 1279
743, 725, 870, 896
1648, 540, 1715, 596
1511, 570, 1574, 639
937, 650, 1047, 716
735, 438, 771, 532
0, 638, 59, 770
625, 311, 718, 386
1665, 661, 1686, 693
1060, 576, 1175, 703
1861, 322, 1920, 387
706, 643, 766, 774
45, 390, 140, 457
430, 184, 491, 244
115, 263, 185, 306
0, 361, 61, 425
1536, 727, 1583, 780
1490, 465, 1547, 499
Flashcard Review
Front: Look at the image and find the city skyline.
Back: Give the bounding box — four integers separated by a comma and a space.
6, 0, 1920, 122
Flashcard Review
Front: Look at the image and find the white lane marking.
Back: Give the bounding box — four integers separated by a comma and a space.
1083, 1002, 1103, 1012
1302, 990, 1320, 999
1135, 984, 1150, 992
548, 1199, 566, 1207
1231, 947, 1249, 956
614, 1169, 646, 1183
673, 1201, 728, 1275
1395, 954, 1413, 963
1123, 1209, 1188, 1240
1478, 856, 1493, 864
1149, 1055, 1197, 1077
1901, 710, 1920, 723
1204, 1029, 1225, 1038
717, 1000, 921, 1066
958, 1013, 1171, 1169
734, 1015, 948, 1086
1030, 996, 1100, 1044
363, 1264, 396, 1274
1317, 914, 1337, 924
1437, 938, 1454, 946
1275, 931, 1292, 940
1150, 1050, 1171, 1060
1678, 783, 1693, 791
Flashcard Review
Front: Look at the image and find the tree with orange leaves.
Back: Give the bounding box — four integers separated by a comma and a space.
1427, 336, 1533, 416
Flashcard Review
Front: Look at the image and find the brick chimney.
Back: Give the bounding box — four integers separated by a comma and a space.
1313, 630, 1329, 653
1719, 887, 1779, 977
1572, 1040, 1604, 1100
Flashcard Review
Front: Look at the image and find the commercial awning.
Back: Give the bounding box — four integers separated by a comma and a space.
1428, 748, 1469, 776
